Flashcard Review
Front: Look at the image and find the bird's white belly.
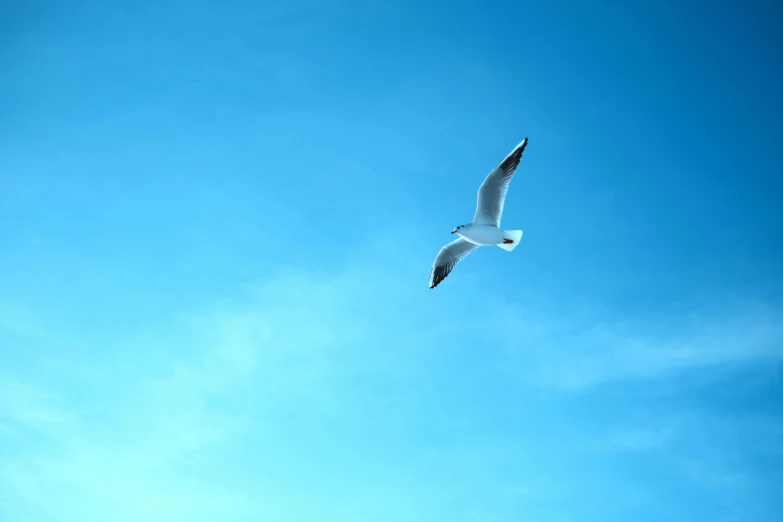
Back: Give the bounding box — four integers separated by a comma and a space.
459, 225, 505, 245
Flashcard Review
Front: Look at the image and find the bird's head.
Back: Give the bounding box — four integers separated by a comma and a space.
451, 224, 466, 234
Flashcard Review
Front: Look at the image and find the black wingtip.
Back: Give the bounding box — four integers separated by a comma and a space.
497, 138, 528, 174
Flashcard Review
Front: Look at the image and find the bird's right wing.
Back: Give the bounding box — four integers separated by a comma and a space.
472, 137, 528, 227
429, 237, 479, 289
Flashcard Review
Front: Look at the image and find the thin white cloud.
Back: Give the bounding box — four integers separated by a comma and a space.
1, 236, 781, 521
0, 247, 432, 521
609, 426, 675, 452
495, 301, 783, 391
0, 375, 75, 438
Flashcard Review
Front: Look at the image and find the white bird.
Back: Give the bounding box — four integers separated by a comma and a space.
429, 137, 529, 289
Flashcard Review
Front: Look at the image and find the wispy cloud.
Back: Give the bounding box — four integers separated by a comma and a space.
609, 426, 675, 452
0, 240, 438, 521
1, 235, 781, 521
495, 301, 783, 391
0, 375, 75, 438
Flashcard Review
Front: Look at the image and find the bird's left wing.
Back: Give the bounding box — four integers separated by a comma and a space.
429, 237, 479, 289
472, 137, 528, 227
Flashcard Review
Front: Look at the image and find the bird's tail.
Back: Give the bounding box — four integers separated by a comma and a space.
498, 230, 523, 251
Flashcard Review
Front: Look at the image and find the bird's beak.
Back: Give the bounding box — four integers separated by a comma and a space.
451, 230, 456, 234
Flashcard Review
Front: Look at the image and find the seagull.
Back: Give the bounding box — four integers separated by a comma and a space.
428, 137, 529, 289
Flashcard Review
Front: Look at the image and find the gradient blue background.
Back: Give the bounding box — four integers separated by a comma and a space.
2, 1, 782, 521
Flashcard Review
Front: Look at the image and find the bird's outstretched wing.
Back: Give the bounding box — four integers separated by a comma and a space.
472, 137, 528, 227
429, 238, 479, 289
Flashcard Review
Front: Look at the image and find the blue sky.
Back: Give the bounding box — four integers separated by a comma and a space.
1, 0, 782, 520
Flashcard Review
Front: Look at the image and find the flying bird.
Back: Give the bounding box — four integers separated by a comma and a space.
429, 137, 529, 289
